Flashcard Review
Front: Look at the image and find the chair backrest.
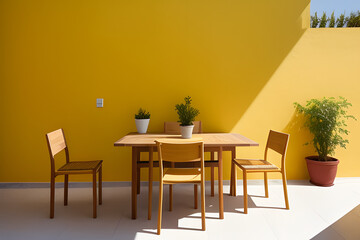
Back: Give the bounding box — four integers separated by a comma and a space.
264, 130, 290, 170
164, 121, 202, 134
157, 140, 204, 163
46, 129, 69, 172
156, 140, 204, 177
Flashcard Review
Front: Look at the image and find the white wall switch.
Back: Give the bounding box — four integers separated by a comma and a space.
96, 98, 104, 108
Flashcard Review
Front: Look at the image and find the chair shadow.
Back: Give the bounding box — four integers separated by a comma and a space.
5, 184, 292, 239
223, 190, 289, 214
137, 184, 272, 233
1, 187, 143, 240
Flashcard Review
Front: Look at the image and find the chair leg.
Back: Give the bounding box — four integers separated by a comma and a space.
93, 171, 97, 218
231, 161, 237, 196
243, 171, 248, 214
233, 162, 238, 196
157, 182, 163, 235
169, 184, 173, 211
201, 180, 206, 231
64, 174, 68, 206
281, 172, 290, 210
230, 161, 234, 196
194, 184, 198, 209
50, 175, 55, 218
210, 152, 215, 197
99, 167, 102, 205
137, 166, 140, 195
169, 162, 175, 212
264, 172, 269, 198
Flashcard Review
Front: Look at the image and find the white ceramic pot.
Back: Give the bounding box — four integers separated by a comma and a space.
135, 119, 150, 134
180, 125, 194, 139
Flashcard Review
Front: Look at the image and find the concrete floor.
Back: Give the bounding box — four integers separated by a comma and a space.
0, 178, 360, 240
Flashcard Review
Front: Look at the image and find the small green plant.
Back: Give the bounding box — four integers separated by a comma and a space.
336, 13, 347, 27
294, 97, 356, 161
135, 108, 150, 119
319, 12, 328, 28
311, 12, 320, 28
346, 11, 360, 27
175, 96, 200, 126
329, 12, 335, 28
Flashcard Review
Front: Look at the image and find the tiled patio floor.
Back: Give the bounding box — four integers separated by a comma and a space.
0, 179, 359, 240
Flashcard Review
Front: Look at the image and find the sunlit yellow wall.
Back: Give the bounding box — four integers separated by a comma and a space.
234, 28, 360, 180
0, 0, 358, 182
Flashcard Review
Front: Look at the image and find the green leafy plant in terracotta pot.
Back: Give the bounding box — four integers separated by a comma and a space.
175, 96, 200, 139
294, 97, 356, 186
135, 108, 151, 134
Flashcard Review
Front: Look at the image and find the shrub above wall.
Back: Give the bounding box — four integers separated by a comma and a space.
311, 11, 360, 28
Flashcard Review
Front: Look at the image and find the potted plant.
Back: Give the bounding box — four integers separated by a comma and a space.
175, 96, 200, 139
294, 97, 356, 186
135, 108, 151, 134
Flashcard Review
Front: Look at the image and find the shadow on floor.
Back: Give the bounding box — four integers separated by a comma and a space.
136, 183, 291, 236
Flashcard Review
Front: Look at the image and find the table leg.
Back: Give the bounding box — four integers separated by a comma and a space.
231, 147, 237, 196
148, 147, 153, 220
137, 151, 141, 194
211, 152, 215, 197
230, 156, 233, 196
218, 146, 224, 219
131, 147, 138, 219
137, 167, 140, 195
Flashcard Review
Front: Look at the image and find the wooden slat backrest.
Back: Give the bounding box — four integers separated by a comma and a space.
164, 121, 202, 134
46, 129, 67, 157
266, 130, 289, 156
264, 130, 290, 170
156, 141, 204, 163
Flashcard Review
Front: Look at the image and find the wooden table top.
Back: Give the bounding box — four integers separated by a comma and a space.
114, 133, 259, 147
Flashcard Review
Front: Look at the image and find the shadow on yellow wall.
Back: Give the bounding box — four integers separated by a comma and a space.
283, 112, 313, 180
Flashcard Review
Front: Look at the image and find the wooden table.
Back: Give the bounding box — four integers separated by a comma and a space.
114, 133, 258, 219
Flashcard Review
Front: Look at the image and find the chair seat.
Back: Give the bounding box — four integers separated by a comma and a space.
233, 159, 279, 170
58, 160, 102, 171
163, 168, 201, 183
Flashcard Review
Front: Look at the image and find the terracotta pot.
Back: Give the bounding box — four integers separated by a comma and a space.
305, 156, 339, 187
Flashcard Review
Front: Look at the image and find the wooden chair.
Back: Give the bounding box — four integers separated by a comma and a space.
231, 130, 290, 214
143, 121, 217, 220
156, 139, 205, 235
163, 121, 205, 213
163, 121, 218, 197
45, 129, 103, 218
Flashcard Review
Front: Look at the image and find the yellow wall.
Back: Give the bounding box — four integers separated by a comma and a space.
0, 0, 359, 182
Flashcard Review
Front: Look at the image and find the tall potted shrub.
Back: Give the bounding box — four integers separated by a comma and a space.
135, 108, 150, 134
294, 97, 356, 186
175, 96, 200, 139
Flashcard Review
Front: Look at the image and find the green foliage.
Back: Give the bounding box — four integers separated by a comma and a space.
294, 97, 356, 161
329, 12, 335, 28
336, 13, 347, 27
311, 11, 360, 28
319, 12, 328, 28
135, 108, 150, 119
311, 12, 319, 28
346, 11, 360, 27
175, 96, 200, 126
